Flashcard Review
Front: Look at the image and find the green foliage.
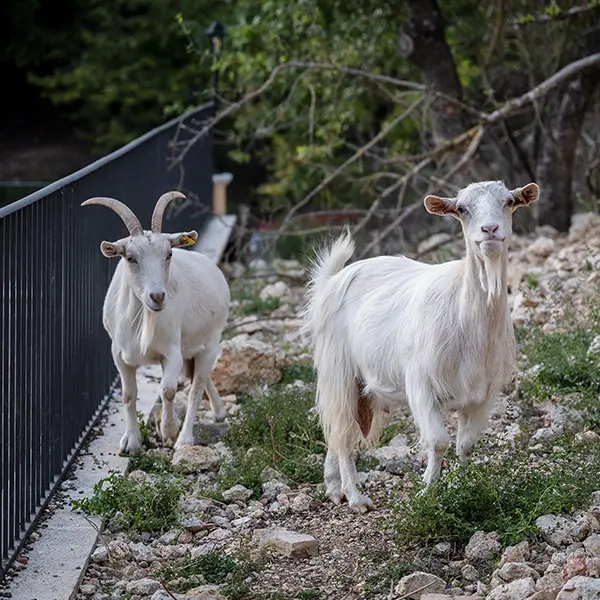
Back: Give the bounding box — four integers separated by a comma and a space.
296, 590, 322, 600
520, 321, 600, 401
392, 436, 600, 549
217, 383, 324, 496
363, 550, 420, 597
279, 361, 316, 385
136, 410, 149, 448
128, 452, 173, 474
230, 279, 283, 317
159, 551, 237, 591
378, 420, 411, 446
71, 473, 185, 533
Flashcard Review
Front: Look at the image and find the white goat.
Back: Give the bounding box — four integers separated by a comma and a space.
303, 180, 539, 511
82, 192, 230, 453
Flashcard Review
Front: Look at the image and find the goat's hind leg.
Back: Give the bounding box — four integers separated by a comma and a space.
113, 345, 141, 454
324, 448, 343, 505
456, 399, 493, 462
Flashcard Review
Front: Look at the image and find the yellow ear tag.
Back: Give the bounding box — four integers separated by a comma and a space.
518, 194, 527, 204
181, 235, 196, 246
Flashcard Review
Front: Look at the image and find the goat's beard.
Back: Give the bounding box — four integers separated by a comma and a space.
140, 308, 157, 355
482, 255, 504, 304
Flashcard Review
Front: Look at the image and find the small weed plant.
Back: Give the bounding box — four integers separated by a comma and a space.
159, 551, 237, 591
71, 473, 185, 533
216, 380, 324, 496
520, 310, 600, 428
392, 435, 600, 548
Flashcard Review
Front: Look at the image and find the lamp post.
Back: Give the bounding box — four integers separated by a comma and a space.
205, 20, 226, 108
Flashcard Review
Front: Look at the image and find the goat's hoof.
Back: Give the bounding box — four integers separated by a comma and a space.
119, 432, 142, 455
210, 409, 226, 423
173, 435, 195, 450
349, 494, 374, 513
160, 421, 180, 444
328, 490, 344, 505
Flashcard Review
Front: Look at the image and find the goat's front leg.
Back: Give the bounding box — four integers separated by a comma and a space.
160, 350, 183, 444
113, 345, 141, 454
406, 371, 450, 486
456, 399, 493, 462
175, 347, 220, 449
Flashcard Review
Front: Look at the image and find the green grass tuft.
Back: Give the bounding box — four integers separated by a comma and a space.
159, 551, 237, 591
216, 383, 324, 496
392, 436, 600, 548
71, 473, 185, 533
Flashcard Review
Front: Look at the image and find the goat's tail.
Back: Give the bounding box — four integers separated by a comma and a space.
301, 231, 355, 340
309, 231, 355, 287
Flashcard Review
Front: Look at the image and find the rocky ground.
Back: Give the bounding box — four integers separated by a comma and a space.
22, 215, 600, 600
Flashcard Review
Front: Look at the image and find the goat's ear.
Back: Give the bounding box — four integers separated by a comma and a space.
167, 231, 198, 248
509, 183, 540, 211
100, 240, 127, 258
424, 195, 458, 217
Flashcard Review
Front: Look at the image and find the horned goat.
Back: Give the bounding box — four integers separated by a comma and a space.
82, 192, 230, 453
303, 180, 539, 511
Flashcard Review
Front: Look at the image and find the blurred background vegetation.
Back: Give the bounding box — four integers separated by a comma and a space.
1, 0, 600, 236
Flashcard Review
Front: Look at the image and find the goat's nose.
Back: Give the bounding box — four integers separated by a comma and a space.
150, 291, 165, 305
481, 223, 499, 235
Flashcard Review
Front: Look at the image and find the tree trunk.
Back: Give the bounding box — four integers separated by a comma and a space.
536, 71, 599, 232
403, 0, 469, 144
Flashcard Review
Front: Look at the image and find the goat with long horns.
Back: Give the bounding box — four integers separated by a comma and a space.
83, 191, 230, 452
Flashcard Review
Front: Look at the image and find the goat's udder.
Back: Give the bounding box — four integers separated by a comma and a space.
356, 383, 373, 438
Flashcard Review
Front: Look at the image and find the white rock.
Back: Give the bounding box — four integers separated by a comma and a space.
584, 533, 600, 557
528, 237, 556, 259
496, 562, 539, 582
91, 545, 108, 563
130, 542, 154, 563
556, 576, 600, 599
261, 480, 291, 501
487, 577, 536, 600
394, 572, 446, 599
232, 516, 253, 528
259, 281, 289, 301
126, 578, 162, 595
465, 531, 502, 562
536, 571, 565, 593
221, 484, 253, 502
80, 584, 96, 595
536, 515, 576, 547
500, 542, 530, 566
461, 564, 479, 582
172, 446, 220, 472
253, 527, 318, 558
205, 528, 232, 542
433, 542, 452, 556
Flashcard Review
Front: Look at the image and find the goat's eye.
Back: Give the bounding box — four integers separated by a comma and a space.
457, 205, 467, 216
166, 252, 173, 261
126, 256, 137, 264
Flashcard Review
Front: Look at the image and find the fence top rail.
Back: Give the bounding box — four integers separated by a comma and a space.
0, 101, 214, 219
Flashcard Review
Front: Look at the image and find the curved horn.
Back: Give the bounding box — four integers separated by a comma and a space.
151, 191, 186, 233
81, 197, 143, 236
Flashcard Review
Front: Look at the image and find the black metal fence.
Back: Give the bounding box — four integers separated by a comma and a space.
0, 102, 215, 578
